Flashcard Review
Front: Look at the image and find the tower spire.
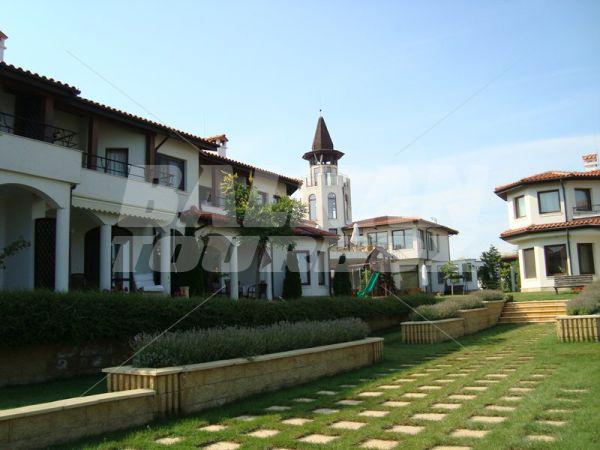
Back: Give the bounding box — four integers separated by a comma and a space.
312, 116, 334, 151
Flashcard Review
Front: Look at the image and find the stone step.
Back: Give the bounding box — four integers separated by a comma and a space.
501, 310, 565, 316
499, 316, 556, 323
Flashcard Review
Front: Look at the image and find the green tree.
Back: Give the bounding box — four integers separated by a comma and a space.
477, 245, 502, 289
282, 245, 302, 298
499, 259, 520, 292
439, 261, 460, 295
221, 173, 306, 298
0, 238, 30, 270
333, 254, 351, 296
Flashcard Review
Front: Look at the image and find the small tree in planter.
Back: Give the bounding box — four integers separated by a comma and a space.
221, 173, 306, 298
333, 254, 351, 296
439, 261, 460, 295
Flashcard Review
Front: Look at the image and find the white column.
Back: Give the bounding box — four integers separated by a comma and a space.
99, 224, 112, 291
265, 243, 273, 300
230, 238, 239, 300
160, 228, 171, 295
54, 207, 70, 292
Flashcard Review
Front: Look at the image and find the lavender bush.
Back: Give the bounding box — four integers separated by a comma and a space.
467, 290, 504, 301
567, 282, 600, 315
131, 318, 370, 368
409, 296, 484, 321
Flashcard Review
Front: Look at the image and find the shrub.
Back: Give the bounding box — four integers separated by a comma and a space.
282, 250, 302, 299
567, 281, 600, 315
408, 296, 483, 321
467, 290, 504, 301
333, 255, 352, 296
131, 318, 370, 367
0, 290, 435, 347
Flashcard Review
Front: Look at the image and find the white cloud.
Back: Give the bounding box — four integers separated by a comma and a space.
342, 134, 598, 258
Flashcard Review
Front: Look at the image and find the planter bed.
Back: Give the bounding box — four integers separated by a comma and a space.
457, 307, 489, 334
103, 337, 383, 416
401, 318, 464, 344
482, 299, 506, 326
556, 315, 600, 342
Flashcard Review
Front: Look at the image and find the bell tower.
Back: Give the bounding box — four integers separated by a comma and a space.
299, 116, 352, 235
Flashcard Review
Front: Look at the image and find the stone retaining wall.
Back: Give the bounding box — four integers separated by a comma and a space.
401, 318, 465, 344
104, 338, 384, 417
556, 315, 600, 342
0, 389, 155, 450
482, 300, 506, 326
457, 307, 489, 334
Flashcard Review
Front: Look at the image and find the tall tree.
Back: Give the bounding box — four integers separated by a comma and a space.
221, 173, 306, 298
477, 245, 502, 290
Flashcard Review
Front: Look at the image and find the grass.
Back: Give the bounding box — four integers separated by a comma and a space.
0, 374, 105, 410
55, 324, 599, 450
440, 290, 577, 303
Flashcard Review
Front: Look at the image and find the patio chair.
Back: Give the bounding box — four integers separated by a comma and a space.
133, 273, 164, 294
246, 281, 267, 299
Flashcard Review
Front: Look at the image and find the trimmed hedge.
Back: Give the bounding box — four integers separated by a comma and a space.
0, 290, 435, 347
132, 318, 370, 367
409, 292, 487, 321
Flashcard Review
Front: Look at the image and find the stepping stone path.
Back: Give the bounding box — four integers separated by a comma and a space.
331, 421, 366, 430
388, 424, 424, 435
316, 390, 336, 396
293, 397, 315, 403
339, 384, 357, 388
379, 385, 400, 390
156, 437, 183, 445
500, 396, 522, 402
313, 408, 339, 415
471, 415, 506, 424
337, 399, 363, 406
485, 405, 515, 412
359, 410, 389, 417
359, 391, 384, 397
546, 408, 571, 413
282, 418, 313, 426
299, 434, 338, 444
202, 442, 240, 450
537, 420, 566, 427
433, 403, 462, 410
412, 413, 446, 421
562, 388, 588, 393
200, 425, 228, 432
526, 435, 556, 442
382, 401, 410, 407
403, 392, 427, 398
419, 385, 442, 391
394, 378, 415, 383
449, 394, 476, 400
509, 387, 532, 393
431, 446, 472, 450
246, 429, 280, 438
434, 379, 455, 384
463, 386, 487, 392
265, 405, 290, 411
451, 429, 489, 438
361, 439, 399, 449
233, 415, 257, 421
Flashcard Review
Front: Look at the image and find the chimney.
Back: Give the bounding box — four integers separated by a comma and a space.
217, 141, 228, 158
582, 153, 598, 171
0, 31, 7, 62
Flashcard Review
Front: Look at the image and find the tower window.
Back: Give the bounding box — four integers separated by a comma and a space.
309, 194, 317, 221
328, 193, 337, 219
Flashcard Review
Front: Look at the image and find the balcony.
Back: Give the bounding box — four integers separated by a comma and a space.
81, 153, 175, 187
572, 204, 600, 217
198, 185, 226, 208
0, 112, 79, 149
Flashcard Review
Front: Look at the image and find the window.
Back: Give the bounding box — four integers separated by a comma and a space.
462, 263, 473, 282
105, 148, 128, 177
418, 230, 425, 248
156, 154, 185, 190
392, 230, 407, 249
328, 228, 338, 235
577, 243, 595, 275
437, 270, 444, 284
295, 251, 311, 285
523, 248, 537, 279
328, 193, 337, 219
257, 191, 268, 205
514, 195, 526, 218
308, 194, 317, 221
325, 168, 333, 186
426, 232, 438, 251
544, 244, 567, 276
367, 232, 388, 249
575, 188, 592, 212
273, 194, 281, 203
538, 190, 561, 214
318, 251, 326, 285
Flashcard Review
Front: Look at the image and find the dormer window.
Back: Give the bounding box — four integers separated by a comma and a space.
538, 190, 561, 214
514, 195, 526, 218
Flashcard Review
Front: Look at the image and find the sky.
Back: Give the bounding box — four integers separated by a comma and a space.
3, 0, 600, 258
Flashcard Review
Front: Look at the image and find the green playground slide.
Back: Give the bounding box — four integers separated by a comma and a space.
357, 271, 380, 297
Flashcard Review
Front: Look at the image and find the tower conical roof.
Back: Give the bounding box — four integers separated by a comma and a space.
312, 116, 334, 151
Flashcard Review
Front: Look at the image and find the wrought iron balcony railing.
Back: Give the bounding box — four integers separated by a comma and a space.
0, 111, 79, 149
82, 153, 175, 186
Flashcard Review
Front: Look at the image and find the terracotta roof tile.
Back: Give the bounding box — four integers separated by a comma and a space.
342, 215, 458, 235
500, 216, 600, 239
0, 61, 80, 94
495, 170, 600, 199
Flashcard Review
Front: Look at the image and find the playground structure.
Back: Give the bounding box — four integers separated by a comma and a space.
351, 246, 398, 297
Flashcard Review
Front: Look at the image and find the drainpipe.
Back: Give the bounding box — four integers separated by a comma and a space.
560, 179, 573, 275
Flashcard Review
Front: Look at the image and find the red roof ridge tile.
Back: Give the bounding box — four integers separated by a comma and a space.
500, 216, 600, 239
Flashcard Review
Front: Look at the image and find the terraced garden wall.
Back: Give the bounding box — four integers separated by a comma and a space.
556, 315, 600, 342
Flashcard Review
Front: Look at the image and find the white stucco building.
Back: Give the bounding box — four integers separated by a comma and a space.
495, 154, 600, 291
0, 59, 334, 298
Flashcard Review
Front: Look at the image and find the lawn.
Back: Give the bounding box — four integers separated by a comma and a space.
58, 323, 600, 450
0, 374, 105, 410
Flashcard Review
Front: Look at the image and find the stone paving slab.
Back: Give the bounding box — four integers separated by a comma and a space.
388, 424, 424, 435
281, 418, 313, 426
412, 413, 446, 421
359, 410, 390, 418
382, 401, 411, 407
361, 439, 399, 449
451, 429, 489, 438
265, 405, 291, 411
156, 437, 184, 445
449, 394, 476, 400
246, 429, 280, 438
298, 434, 338, 444
432, 403, 462, 410
202, 442, 240, 450
470, 415, 506, 424
337, 399, 363, 406
526, 435, 556, 442
359, 391, 384, 397
485, 405, 515, 412
200, 425, 228, 432
330, 420, 366, 430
